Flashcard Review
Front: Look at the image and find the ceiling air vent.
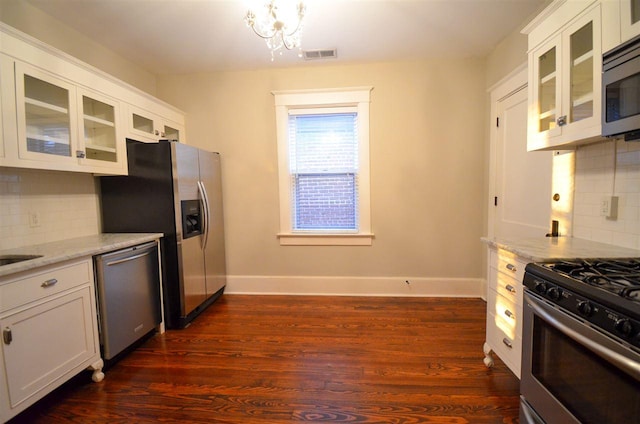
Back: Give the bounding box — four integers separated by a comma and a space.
302, 49, 337, 60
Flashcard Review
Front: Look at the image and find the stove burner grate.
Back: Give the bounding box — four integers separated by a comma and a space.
543, 259, 640, 301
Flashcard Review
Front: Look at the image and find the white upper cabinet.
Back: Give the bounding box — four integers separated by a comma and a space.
126, 104, 185, 143
621, 0, 640, 43
0, 59, 4, 161
15, 62, 79, 165
0, 22, 186, 175
525, 1, 603, 151
10, 61, 127, 174
78, 88, 126, 172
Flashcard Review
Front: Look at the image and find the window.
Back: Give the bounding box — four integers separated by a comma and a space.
273, 87, 373, 245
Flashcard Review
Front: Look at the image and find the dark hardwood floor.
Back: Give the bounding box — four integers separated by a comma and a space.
9, 296, 520, 423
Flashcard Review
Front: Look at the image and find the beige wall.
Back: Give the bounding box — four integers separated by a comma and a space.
485, 26, 529, 90
0, 0, 156, 94
157, 60, 487, 279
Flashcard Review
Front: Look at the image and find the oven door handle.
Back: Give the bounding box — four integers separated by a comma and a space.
526, 293, 640, 381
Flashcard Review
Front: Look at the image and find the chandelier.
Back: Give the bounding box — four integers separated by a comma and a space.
244, 0, 306, 60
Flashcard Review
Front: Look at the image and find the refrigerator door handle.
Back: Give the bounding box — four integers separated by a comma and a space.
198, 180, 211, 250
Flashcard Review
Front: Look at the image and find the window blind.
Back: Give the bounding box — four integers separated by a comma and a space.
288, 112, 359, 231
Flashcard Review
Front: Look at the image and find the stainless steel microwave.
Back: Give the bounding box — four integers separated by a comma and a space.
602, 34, 640, 140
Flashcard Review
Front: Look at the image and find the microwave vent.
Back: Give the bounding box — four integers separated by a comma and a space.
302, 49, 337, 60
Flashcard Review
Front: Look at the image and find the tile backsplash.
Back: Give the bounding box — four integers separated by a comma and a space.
573, 139, 640, 249
0, 168, 100, 250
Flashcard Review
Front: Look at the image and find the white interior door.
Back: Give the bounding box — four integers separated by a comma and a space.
491, 72, 553, 238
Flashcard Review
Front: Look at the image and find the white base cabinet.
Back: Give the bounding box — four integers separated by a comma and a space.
483, 247, 526, 378
0, 258, 103, 423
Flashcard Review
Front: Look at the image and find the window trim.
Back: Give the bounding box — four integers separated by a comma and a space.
273, 87, 373, 246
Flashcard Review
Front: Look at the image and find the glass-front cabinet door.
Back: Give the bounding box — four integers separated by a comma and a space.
621, 0, 640, 42
127, 104, 185, 143
163, 123, 182, 141
78, 88, 125, 171
0, 62, 4, 161
15, 62, 78, 164
528, 5, 601, 151
568, 21, 594, 124
530, 36, 562, 150
130, 110, 157, 141
562, 9, 601, 139
536, 41, 560, 134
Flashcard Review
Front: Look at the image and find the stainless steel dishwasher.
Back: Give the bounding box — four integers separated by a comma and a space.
94, 241, 161, 360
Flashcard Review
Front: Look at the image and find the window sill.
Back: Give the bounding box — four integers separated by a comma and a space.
277, 233, 374, 246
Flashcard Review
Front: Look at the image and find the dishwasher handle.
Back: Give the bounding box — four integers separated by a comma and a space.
97, 241, 158, 266
106, 251, 152, 267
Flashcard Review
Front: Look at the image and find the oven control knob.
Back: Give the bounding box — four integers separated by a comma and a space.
534, 281, 547, 294
577, 300, 593, 317
547, 287, 562, 301
614, 319, 634, 338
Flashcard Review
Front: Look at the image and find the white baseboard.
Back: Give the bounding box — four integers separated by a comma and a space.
225, 275, 484, 297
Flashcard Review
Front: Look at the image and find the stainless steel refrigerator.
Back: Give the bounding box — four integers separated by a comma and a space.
100, 140, 226, 329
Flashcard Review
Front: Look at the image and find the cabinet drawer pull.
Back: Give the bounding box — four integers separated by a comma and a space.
504, 309, 514, 319
505, 284, 516, 293
3, 328, 12, 345
502, 338, 512, 349
41, 278, 58, 288
505, 263, 517, 272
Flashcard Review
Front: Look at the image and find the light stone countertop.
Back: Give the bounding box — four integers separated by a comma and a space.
481, 236, 640, 262
0, 233, 163, 278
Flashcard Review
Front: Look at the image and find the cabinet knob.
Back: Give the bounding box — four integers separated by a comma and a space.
76, 150, 86, 159
154, 129, 160, 136
505, 284, 516, 293
557, 115, 567, 126
504, 309, 514, 319
3, 328, 12, 345
505, 263, 517, 272
502, 337, 512, 349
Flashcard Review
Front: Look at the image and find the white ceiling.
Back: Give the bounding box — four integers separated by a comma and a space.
25, 0, 546, 74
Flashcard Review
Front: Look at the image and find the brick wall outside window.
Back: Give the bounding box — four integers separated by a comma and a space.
293, 173, 357, 230
289, 112, 359, 231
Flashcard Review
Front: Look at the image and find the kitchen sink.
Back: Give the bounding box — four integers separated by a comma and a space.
0, 255, 43, 266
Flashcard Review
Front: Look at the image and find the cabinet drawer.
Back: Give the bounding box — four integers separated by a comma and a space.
0, 260, 91, 313
490, 249, 527, 284
487, 288, 521, 341
488, 266, 523, 307
486, 311, 522, 378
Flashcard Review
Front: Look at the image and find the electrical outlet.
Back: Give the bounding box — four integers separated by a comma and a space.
29, 212, 41, 228
600, 199, 610, 217
601, 196, 619, 220
607, 196, 619, 220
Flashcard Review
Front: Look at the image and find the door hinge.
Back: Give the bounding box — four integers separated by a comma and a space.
494, 196, 498, 206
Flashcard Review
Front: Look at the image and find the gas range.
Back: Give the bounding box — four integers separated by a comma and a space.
523, 259, 640, 350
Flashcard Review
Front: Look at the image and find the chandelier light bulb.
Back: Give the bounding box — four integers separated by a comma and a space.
245, 0, 306, 60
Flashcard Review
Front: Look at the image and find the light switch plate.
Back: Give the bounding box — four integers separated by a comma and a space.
602, 196, 619, 220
